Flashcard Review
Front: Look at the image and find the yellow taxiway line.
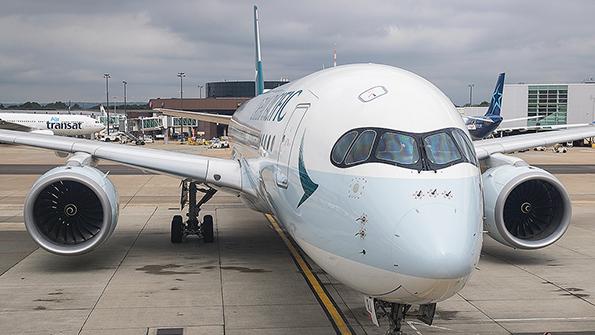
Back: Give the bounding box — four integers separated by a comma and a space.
265, 214, 353, 335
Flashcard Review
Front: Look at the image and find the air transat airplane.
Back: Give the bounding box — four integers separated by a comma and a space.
0, 112, 104, 136
463, 73, 579, 140
1, 6, 595, 334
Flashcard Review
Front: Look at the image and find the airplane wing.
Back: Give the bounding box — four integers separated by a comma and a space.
462, 116, 495, 123
0, 119, 34, 132
499, 115, 544, 124
493, 122, 592, 136
156, 108, 232, 125
0, 129, 243, 192
474, 125, 595, 160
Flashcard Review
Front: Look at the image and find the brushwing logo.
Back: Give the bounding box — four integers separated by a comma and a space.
297, 133, 318, 208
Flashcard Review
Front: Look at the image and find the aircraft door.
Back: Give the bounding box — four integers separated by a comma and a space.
276, 103, 310, 188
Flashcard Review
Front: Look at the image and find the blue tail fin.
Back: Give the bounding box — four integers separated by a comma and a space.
254, 5, 264, 96
485, 73, 505, 116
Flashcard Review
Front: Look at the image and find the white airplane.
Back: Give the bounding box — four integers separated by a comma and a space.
2, 6, 595, 334
0, 111, 104, 136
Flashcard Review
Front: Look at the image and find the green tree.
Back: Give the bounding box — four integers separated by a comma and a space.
44, 101, 68, 109
20, 101, 43, 109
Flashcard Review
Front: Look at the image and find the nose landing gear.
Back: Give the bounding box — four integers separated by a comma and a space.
372, 299, 436, 334
171, 181, 217, 243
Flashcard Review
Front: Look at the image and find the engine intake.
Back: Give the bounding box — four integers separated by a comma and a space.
482, 164, 571, 249
24, 166, 119, 255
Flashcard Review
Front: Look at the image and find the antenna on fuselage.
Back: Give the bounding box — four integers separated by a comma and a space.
254, 5, 264, 96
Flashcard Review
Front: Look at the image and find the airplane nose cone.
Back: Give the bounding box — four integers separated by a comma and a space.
393, 203, 480, 280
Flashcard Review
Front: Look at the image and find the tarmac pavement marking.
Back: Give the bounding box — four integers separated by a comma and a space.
265, 214, 354, 335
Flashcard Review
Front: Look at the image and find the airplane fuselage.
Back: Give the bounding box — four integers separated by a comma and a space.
228, 64, 484, 304
0, 113, 104, 136
466, 115, 503, 140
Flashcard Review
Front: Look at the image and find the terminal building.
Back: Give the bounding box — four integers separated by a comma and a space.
459, 81, 595, 128
148, 80, 288, 138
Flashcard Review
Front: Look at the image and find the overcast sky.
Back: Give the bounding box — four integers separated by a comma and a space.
1, 0, 594, 105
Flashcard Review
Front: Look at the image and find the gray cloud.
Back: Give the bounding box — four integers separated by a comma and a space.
0, 0, 594, 105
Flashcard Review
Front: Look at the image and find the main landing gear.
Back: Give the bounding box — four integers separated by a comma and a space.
375, 300, 436, 334
171, 181, 217, 244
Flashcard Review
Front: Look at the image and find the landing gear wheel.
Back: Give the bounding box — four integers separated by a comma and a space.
202, 215, 214, 243
171, 215, 184, 243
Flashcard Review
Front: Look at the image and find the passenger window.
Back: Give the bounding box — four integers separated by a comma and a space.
375, 132, 419, 165
331, 131, 358, 164
344, 130, 376, 165
452, 129, 477, 166
423, 132, 461, 165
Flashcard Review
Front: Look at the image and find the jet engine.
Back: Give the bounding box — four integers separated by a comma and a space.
482, 164, 571, 249
23, 165, 119, 255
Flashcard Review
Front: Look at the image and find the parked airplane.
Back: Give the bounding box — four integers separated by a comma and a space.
0, 112, 104, 136
463, 73, 543, 139
2, 6, 595, 334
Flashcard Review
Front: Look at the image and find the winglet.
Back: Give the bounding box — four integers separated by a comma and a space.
254, 5, 264, 96
485, 73, 505, 116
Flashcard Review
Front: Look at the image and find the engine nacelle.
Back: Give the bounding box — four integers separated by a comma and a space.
482, 164, 571, 249
24, 165, 119, 255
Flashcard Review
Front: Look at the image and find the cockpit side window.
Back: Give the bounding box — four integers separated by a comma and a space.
331, 130, 358, 164
344, 130, 376, 165
452, 129, 478, 166
423, 132, 462, 165
375, 132, 419, 165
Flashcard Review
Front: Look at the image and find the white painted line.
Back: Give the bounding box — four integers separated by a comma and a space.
495, 316, 595, 322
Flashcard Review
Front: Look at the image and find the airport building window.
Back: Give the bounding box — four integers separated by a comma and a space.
527, 85, 568, 126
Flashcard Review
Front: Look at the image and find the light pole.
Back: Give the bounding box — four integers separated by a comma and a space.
198, 84, 204, 99
177, 72, 185, 138
104, 73, 111, 135
122, 81, 127, 132
468, 83, 475, 106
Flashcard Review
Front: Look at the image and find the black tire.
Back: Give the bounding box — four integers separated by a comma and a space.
202, 215, 214, 243
171, 215, 184, 243
105, 138, 111, 142
141, 141, 145, 145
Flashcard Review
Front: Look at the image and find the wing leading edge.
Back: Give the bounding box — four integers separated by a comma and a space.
474, 125, 595, 160
0, 129, 242, 192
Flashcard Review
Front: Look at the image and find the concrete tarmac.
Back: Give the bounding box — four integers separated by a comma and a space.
1, 144, 595, 334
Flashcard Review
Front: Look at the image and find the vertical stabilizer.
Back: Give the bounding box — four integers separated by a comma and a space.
485, 73, 505, 116
254, 5, 264, 96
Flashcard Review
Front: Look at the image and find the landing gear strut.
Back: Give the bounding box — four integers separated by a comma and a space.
374, 300, 436, 334
171, 181, 217, 243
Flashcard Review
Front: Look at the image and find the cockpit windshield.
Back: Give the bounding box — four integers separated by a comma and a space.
423, 132, 461, 165
375, 132, 419, 165
330, 127, 477, 171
